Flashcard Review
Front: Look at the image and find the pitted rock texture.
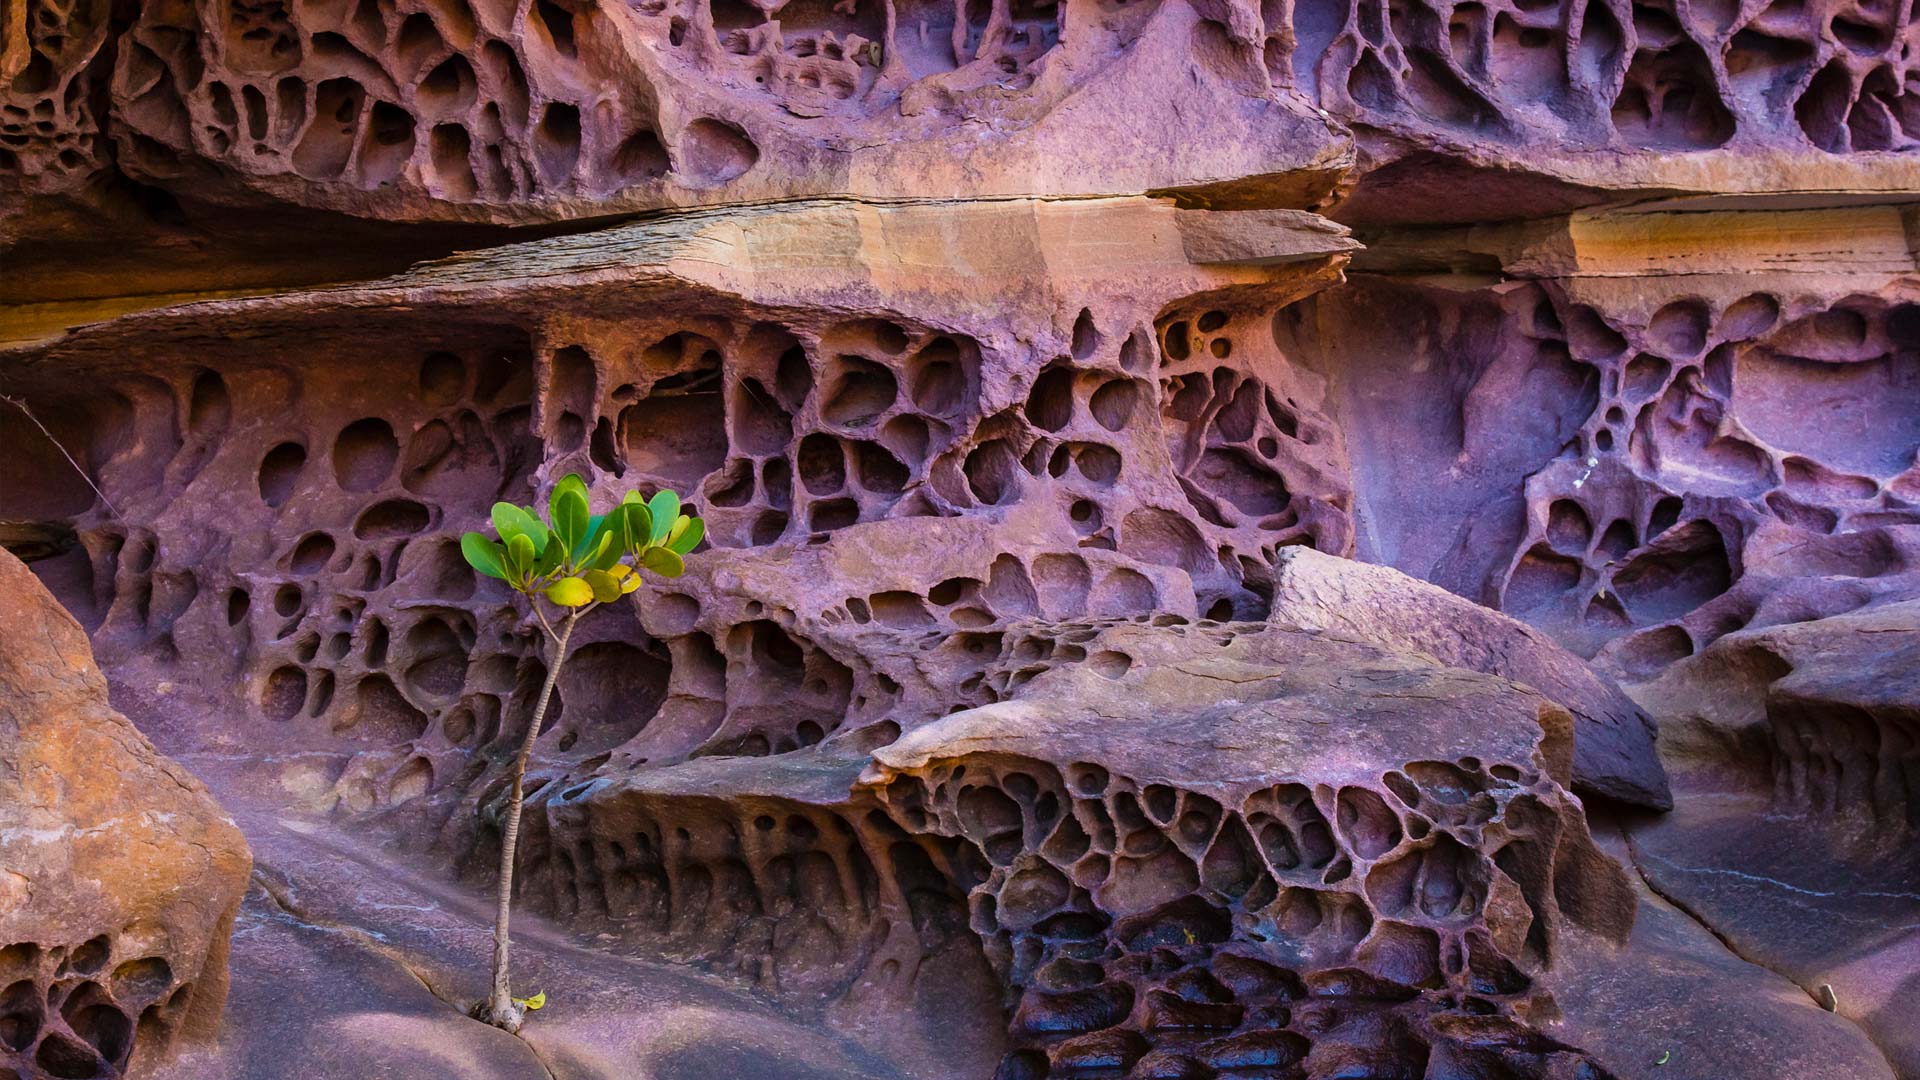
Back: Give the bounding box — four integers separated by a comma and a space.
1637, 596, 1920, 827
1278, 267, 1920, 682
1622, 600, 1920, 1077
1293, 0, 1920, 220
7, 0, 1919, 236
0, 549, 253, 1080
862, 623, 1637, 1079
0, 199, 1371, 824
0, 0, 114, 199
4, 0, 1919, 1065
75, 0, 1356, 221
495, 618, 1640, 1080
0, 197, 1708, 1077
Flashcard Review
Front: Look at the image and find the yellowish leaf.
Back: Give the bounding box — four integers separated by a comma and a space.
544, 576, 593, 607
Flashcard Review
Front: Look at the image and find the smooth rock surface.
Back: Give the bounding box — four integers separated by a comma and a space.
1625, 600, 1920, 1077
1268, 546, 1670, 808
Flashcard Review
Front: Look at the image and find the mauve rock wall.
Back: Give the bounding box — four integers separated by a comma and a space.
6, 0, 1918, 226
1, 0, 1916, 1075
1279, 262, 1920, 678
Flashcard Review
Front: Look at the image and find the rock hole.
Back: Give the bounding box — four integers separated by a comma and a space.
614, 128, 670, 179
258, 442, 308, 506
332, 418, 399, 492
679, 117, 757, 184
353, 498, 431, 539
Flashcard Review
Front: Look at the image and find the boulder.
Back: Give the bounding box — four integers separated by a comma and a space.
0, 549, 252, 1079
1268, 546, 1670, 809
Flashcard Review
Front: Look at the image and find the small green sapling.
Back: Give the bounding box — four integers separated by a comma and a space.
460, 473, 702, 1031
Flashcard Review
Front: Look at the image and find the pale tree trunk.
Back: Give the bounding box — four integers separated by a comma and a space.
486, 609, 576, 1030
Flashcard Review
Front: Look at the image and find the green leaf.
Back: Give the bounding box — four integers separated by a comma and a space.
575, 512, 609, 562
550, 486, 589, 560
647, 490, 680, 545
639, 546, 685, 578
545, 576, 594, 607
614, 499, 652, 554
461, 532, 509, 580
666, 514, 705, 556
492, 503, 548, 555
516, 991, 546, 1012
585, 529, 622, 572
505, 532, 537, 584
531, 534, 566, 578
582, 568, 624, 603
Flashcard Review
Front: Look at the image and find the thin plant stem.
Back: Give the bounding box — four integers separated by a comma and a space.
530, 603, 559, 645
486, 606, 577, 1030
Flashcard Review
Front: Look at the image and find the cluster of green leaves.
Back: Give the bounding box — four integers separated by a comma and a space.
460, 474, 703, 608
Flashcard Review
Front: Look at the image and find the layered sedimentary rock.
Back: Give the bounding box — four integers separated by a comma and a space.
9, 0, 1916, 230
0, 550, 253, 1080
1282, 207, 1920, 682
0, 195, 1667, 1076
1268, 547, 1669, 806
4, 0, 1918, 1072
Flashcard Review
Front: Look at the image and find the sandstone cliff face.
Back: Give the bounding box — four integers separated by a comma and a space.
0, 550, 253, 1080
1, 0, 1915, 1074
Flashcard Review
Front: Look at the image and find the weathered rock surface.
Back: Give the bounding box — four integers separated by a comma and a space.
151, 785, 943, 1080
0, 549, 252, 1079
4, 0, 1919, 1071
863, 621, 1638, 1078
1268, 546, 1669, 808
0, 195, 1367, 808
6, 0, 1916, 232
1624, 600, 1920, 1078
1280, 218, 1920, 681
1540, 825, 1901, 1080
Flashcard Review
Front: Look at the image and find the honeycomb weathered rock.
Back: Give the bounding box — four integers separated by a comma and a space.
3, 0, 1916, 1071
863, 622, 1637, 1078
0, 550, 253, 1080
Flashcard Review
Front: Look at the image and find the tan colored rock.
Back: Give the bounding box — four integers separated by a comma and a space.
1268, 546, 1670, 808
0, 549, 251, 1079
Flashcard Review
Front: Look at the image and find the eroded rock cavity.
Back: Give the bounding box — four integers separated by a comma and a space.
2, 0, 1916, 1070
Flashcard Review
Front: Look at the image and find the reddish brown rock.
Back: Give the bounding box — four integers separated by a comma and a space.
4, 0, 1918, 1069
506, 614, 1643, 1079
0, 549, 252, 1079
5, 175, 1904, 1078
1538, 826, 1901, 1080
1275, 226, 1920, 680
8, 0, 1917, 240
0, 197, 1364, 815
